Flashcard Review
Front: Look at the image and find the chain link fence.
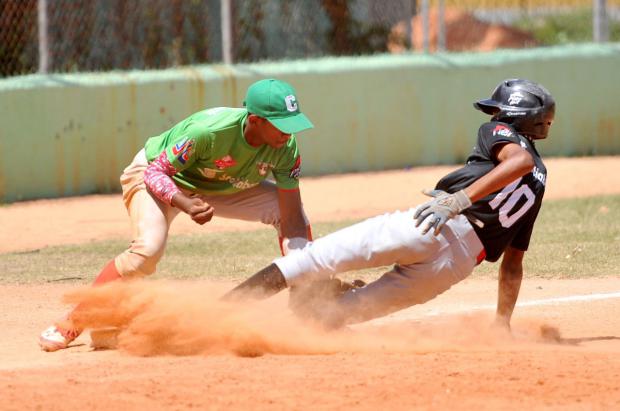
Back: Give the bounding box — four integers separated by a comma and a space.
1, 0, 619, 78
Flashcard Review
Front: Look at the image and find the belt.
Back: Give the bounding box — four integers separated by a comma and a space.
476, 249, 486, 265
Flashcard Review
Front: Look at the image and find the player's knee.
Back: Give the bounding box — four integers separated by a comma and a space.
119, 251, 160, 278
117, 240, 166, 278
399, 278, 454, 307
141, 238, 166, 259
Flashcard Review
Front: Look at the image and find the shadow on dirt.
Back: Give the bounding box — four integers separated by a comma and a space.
559, 336, 620, 345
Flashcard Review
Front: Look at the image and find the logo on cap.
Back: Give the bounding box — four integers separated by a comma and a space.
285, 95, 298, 112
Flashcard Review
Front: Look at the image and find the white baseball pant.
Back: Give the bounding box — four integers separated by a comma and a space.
274, 210, 484, 325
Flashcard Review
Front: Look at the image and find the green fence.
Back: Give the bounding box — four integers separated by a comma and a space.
1, 43, 619, 203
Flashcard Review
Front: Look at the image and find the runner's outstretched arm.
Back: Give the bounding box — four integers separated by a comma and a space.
495, 246, 524, 329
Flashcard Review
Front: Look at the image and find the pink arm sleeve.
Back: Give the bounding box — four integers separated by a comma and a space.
143, 152, 181, 205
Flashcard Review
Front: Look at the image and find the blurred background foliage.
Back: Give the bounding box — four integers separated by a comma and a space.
516, 9, 620, 44
1, 0, 619, 77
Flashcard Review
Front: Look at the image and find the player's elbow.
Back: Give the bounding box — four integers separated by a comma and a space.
513, 149, 535, 176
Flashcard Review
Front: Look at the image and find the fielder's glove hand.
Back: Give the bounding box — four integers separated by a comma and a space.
414, 189, 472, 235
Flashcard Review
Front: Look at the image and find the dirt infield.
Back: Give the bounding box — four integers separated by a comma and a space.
1, 157, 620, 410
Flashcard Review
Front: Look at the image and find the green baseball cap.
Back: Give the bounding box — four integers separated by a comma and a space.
243, 78, 314, 134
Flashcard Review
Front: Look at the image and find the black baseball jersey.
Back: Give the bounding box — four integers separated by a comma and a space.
435, 121, 547, 262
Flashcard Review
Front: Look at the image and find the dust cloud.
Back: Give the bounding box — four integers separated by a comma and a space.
62, 280, 563, 357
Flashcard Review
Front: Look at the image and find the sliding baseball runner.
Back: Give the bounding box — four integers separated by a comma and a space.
226, 78, 556, 331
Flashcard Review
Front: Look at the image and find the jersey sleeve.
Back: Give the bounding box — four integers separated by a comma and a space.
477, 122, 523, 162
143, 152, 181, 204
271, 137, 301, 190
510, 200, 542, 251
163, 125, 211, 172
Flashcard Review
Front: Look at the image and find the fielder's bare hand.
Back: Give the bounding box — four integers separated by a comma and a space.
414, 189, 472, 235
171, 193, 215, 225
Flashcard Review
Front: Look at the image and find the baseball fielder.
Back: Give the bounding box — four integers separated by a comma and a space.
39, 78, 315, 351
227, 79, 555, 330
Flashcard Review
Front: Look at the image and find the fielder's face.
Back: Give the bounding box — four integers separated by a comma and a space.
250, 115, 292, 149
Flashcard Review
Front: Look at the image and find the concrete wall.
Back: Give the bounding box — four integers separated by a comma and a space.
1, 43, 619, 202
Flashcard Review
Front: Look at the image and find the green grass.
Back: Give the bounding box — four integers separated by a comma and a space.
1, 195, 619, 284
515, 9, 620, 45
474, 194, 620, 278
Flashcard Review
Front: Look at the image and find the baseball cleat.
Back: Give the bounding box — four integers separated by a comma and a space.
38, 325, 81, 352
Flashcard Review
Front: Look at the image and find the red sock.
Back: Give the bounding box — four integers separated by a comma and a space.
92, 259, 122, 286
278, 236, 285, 256
59, 260, 122, 334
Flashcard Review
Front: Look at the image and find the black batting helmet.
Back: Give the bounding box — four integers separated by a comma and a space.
474, 79, 556, 139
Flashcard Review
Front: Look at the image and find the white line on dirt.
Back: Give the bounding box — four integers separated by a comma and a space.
515, 291, 620, 307
422, 291, 620, 318
359, 290, 620, 326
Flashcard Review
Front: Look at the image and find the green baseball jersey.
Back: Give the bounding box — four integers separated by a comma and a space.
144, 108, 302, 195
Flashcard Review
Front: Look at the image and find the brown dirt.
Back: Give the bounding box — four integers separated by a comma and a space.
1, 156, 620, 410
